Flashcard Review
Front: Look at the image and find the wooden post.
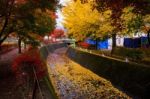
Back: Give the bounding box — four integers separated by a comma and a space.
111, 33, 116, 55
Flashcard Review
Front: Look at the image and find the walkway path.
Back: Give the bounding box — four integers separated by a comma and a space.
0, 48, 24, 99
0, 48, 54, 99
47, 47, 131, 99
0, 48, 19, 78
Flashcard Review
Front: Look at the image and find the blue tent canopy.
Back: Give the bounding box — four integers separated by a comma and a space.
85, 39, 108, 49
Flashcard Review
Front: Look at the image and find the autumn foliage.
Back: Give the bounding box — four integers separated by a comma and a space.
12, 48, 47, 84
49, 11, 58, 19
51, 29, 65, 38
0, 0, 57, 47
78, 42, 90, 48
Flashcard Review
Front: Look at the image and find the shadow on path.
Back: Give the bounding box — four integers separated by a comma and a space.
0, 48, 24, 99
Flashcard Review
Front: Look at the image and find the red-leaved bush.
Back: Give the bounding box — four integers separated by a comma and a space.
78, 42, 90, 48
12, 48, 47, 85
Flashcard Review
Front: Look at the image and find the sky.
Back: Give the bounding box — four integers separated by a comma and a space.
59, 0, 71, 6
56, 9, 64, 29
56, 0, 71, 29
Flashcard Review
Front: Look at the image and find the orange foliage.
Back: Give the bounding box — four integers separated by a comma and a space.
15, 0, 27, 4
30, 33, 44, 41
49, 11, 58, 19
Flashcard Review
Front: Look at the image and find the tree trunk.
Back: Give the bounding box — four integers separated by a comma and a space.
0, 25, 14, 50
0, 0, 15, 47
0, 32, 10, 47
24, 42, 27, 50
111, 33, 116, 55
0, 44, 1, 51
18, 37, 22, 53
96, 38, 98, 50
147, 30, 150, 46
0, 16, 9, 38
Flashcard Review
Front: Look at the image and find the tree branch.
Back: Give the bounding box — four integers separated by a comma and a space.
0, 32, 11, 45
0, 0, 15, 39
0, 16, 9, 37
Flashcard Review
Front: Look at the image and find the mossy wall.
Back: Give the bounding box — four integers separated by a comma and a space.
66, 47, 150, 98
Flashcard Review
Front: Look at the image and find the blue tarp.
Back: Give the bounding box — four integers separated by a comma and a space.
124, 38, 132, 48
141, 37, 147, 43
141, 37, 149, 47
124, 37, 150, 48
97, 40, 108, 49
85, 39, 96, 45
124, 37, 141, 48
85, 39, 108, 49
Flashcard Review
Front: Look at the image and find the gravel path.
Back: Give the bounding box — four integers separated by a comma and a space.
47, 47, 131, 99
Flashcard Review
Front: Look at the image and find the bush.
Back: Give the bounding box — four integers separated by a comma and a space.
126, 49, 144, 60
12, 48, 47, 85
78, 42, 90, 49
113, 47, 145, 61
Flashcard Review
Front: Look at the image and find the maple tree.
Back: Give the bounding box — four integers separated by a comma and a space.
51, 28, 65, 38
0, 0, 57, 52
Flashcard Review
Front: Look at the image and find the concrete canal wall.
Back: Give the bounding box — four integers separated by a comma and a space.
40, 43, 67, 60
39, 43, 67, 99
66, 47, 150, 98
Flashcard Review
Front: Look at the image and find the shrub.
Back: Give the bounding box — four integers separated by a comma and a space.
126, 49, 144, 60
12, 48, 47, 85
78, 42, 90, 49
113, 47, 145, 61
